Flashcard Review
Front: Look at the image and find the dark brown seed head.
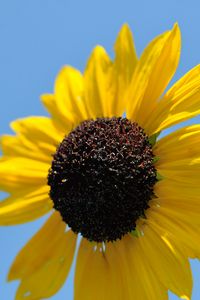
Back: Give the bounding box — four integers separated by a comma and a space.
48, 117, 157, 242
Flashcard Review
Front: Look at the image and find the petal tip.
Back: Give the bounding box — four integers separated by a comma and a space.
172, 22, 181, 38
116, 23, 133, 43
120, 23, 131, 33
7, 267, 15, 282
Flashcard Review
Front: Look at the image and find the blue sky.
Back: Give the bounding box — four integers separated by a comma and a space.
0, 0, 200, 299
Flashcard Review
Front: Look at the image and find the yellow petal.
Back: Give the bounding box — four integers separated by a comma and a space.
108, 235, 168, 300
157, 165, 200, 185
127, 24, 181, 131
41, 67, 87, 132
154, 125, 200, 185
84, 46, 112, 118
75, 236, 167, 300
138, 221, 192, 299
155, 178, 200, 222
0, 186, 52, 225
146, 64, 200, 135
105, 241, 132, 300
9, 212, 77, 300
8, 212, 63, 280
54, 66, 88, 123
148, 204, 200, 259
1, 116, 63, 163
0, 157, 49, 192
154, 197, 200, 227
41, 94, 72, 133
11, 116, 62, 145
154, 124, 200, 163
108, 24, 137, 116
156, 159, 200, 185
74, 239, 110, 300
154, 178, 200, 254
75, 239, 134, 300
1, 135, 53, 163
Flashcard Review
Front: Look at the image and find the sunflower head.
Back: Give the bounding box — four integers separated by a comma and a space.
1, 23, 200, 300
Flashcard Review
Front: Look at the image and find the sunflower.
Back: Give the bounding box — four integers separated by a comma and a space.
1, 23, 200, 300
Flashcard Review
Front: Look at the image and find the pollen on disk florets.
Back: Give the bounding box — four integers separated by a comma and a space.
48, 117, 157, 242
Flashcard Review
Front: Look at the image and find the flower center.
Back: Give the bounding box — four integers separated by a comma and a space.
48, 117, 157, 242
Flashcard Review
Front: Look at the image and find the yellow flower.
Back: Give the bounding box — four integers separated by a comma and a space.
1, 23, 200, 300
